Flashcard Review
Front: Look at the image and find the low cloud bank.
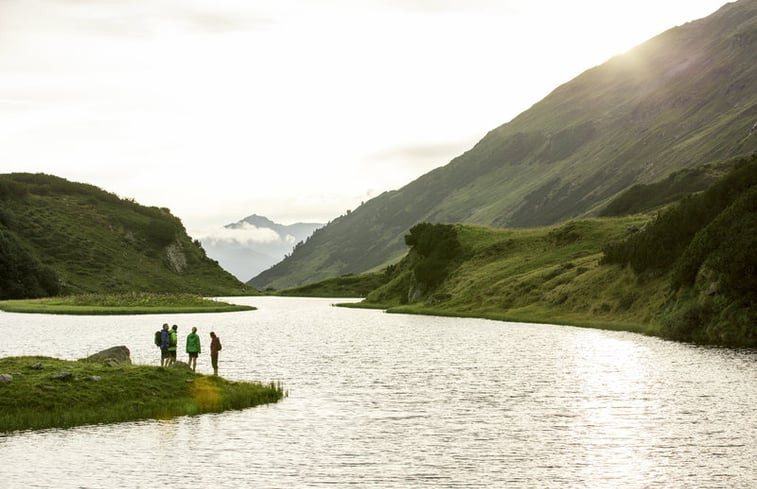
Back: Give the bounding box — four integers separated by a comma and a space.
195, 222, 288, 245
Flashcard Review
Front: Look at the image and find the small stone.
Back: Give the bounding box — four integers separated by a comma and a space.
51, 371, 73, 381
172, 361, 191, 370
0, 373, 13, 384
87, 375, 102, 382
30, 362, 43, 370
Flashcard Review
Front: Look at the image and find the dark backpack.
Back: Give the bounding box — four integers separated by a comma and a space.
154, 330, 162, 347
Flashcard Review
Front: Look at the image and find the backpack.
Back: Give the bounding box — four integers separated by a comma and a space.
154, 330, 162, 347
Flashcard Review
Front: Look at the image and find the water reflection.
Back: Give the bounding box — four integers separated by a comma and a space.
0, 297, 755, 488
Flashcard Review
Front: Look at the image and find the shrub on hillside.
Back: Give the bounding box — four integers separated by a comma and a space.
661, 301, 715, 342
0, 229, 60, 299
0, 179, 28, 200
144, 219, 178, 247
404, 223, 463, 289
602, 156, 757, 274
672, 186, 757, 300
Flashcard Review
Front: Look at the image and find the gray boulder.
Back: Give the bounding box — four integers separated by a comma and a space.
0, 373, 13, 384
83, 346, 132, 366
51, 371, 73, 381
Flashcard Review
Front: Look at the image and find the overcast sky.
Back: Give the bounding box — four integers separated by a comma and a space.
0, 0, 728, 240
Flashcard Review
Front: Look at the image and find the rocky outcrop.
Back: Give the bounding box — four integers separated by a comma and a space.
165, 241, 188, 273
83, 346, 132, 366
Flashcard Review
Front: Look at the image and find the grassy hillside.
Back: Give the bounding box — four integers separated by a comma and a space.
0, 173, 253, 299
598, 158, 739, 217
352, 156, 756, 347
250, 0, 757, 289
358, 218, 660, 332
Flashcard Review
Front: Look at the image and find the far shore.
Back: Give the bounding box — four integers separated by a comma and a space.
338, 301, 655, 337
0, 293, 256, 315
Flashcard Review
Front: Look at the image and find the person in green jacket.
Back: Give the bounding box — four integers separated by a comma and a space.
186, 326, 201, 372
168, 324, 178, 366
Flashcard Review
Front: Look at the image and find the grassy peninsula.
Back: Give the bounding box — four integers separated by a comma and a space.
344, 218, 660, 333
0, 292, 255, 315
339, 156, 756, 347
0, 356, 284, 433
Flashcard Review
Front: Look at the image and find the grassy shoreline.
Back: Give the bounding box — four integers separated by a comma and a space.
0, 292, 255, 315
338, 301, 655, 336
0, 356, 284, 433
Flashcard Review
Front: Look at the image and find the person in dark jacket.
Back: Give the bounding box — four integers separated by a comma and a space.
160, 323, 170, 367
209, 331, 222, 376
186, 326, 201, 372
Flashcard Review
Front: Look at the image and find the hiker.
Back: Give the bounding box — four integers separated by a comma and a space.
209, 331, 222, 376
168, 324, 179, 366
186, 326, 201, 372
160, 323, 170, 367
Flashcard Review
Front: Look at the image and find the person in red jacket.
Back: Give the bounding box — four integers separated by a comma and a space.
209, 331, 222, 376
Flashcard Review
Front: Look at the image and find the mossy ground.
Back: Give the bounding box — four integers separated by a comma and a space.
0, 356, 284, 433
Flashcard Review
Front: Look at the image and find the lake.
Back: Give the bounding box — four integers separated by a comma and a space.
0, 296, 755, 488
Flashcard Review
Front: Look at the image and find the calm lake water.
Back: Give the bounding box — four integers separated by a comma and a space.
0, 296, 755, 488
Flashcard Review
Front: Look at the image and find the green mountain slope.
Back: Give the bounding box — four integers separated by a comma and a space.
0, 173, 252, 299
355, 155, 756, 347
250, 0, 757, 290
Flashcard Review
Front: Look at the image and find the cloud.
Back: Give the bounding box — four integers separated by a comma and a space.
369, 0, 520, 14
370, 139, 474, 171
0, 0, 275, 41
194, 222, 282, 246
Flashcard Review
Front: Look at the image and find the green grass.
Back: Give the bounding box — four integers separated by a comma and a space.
350, 217, 670, 338
350, 209, 754, 346
0, 292, 255, 315
0, 356, 285, 433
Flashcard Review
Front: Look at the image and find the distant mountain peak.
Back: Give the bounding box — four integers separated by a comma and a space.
202, 213, 323, 282
228, 214, 276, 229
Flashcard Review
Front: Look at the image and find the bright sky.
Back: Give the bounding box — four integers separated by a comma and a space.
0, 0, 728, 239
